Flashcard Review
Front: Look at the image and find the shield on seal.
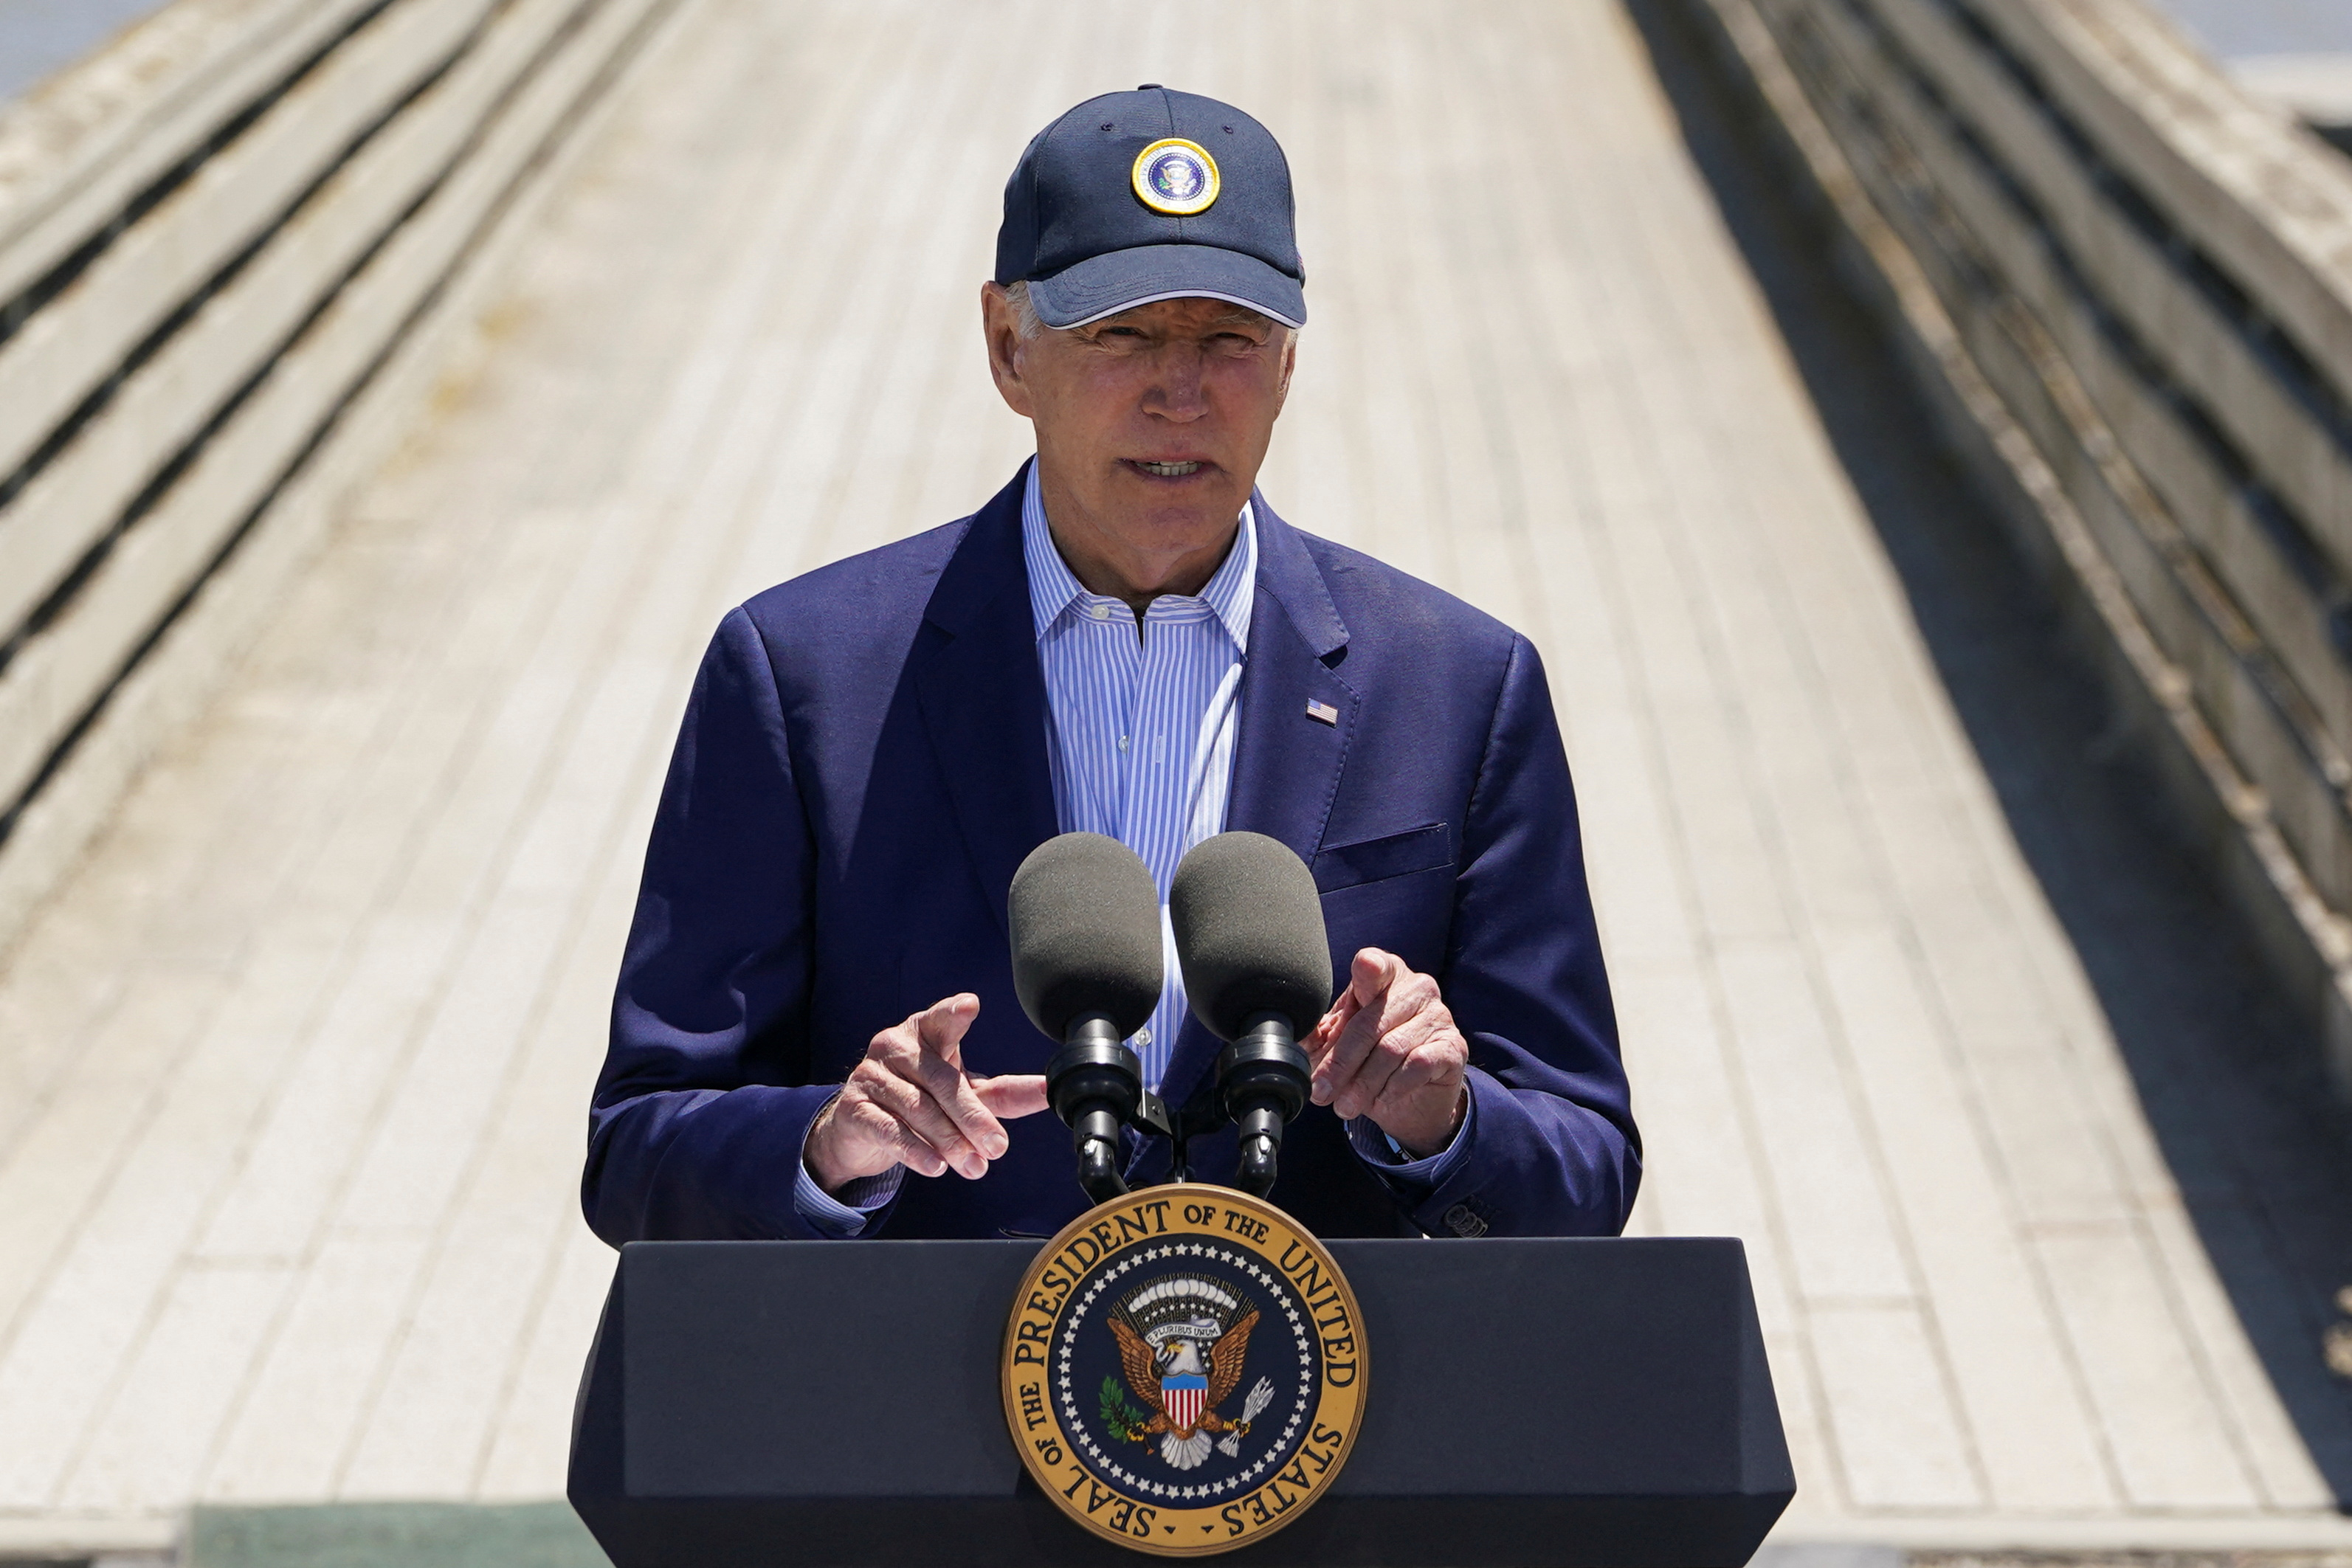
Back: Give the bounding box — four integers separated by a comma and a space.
1162, 1372, 1208, 1432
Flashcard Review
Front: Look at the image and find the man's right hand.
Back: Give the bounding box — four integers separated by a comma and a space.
804, 992, 1049, 1194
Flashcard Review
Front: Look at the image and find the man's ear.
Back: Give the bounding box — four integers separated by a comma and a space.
981, 282, 1037, 419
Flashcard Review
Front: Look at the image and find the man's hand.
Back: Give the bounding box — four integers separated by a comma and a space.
804, 993, 1048, 1194
1306, 949, 1469, 1158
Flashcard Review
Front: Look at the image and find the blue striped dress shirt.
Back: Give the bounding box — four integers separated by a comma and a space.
1021, 460, 1255, 1088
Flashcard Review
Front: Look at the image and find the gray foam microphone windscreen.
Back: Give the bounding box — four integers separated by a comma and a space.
1009, 832, 1165, 1041
1169, 832, 1332, 1040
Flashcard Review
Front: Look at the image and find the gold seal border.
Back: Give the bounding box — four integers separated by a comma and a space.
1131, 138, 1221, 216
1001, 1187, 1368, 1557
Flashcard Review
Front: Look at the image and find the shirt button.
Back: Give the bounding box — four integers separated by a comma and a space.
1089, 604, 1112, 620
1118, 736, 1130, 751
1134, 1029, 1151, 1045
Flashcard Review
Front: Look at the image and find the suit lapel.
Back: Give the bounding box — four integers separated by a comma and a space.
911, 466, 1058, 941
1155, 494, 1354, 1115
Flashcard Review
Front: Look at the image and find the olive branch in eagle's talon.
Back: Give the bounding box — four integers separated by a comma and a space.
1100, 1375, 1154, 1443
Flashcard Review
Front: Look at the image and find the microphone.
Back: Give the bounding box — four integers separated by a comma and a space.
1170, 832, 1331, 1197
1009, 832, 1164, 1203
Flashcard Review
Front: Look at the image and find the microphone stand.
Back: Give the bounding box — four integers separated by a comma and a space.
1216, 1012, 1311, 1196
1052, 1015, 1308, 1203
1045, 1013, 1166, 1204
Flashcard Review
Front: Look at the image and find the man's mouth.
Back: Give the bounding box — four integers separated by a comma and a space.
1130, 459, 1204, 478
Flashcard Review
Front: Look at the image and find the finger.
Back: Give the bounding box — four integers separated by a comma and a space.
1373, 1058, 1469, 1158
874, 1003, 1003, 1160
869, 1068, 987, 1178
1334, 1009, 1441, 1120
1330, 965, 1428, 1093
853, 1074, 958, 1177
1335, 1006, 1444, 1119
1372, 1042, 1461, 1117
1320, 965, 1441, 1112
1313, 1001, 1385, 1108
1364, 1032, 1456, 1113
865, 1017, 922, 1068
842, 1096, 948, 1178
1350, 948, 1407, 1009
915, 992, 980, 1068
974, 1074, 1050, 1118
884, 1115, 955, 1178
1307, 990, 1362, 1063
909, 1046, 1008, 1160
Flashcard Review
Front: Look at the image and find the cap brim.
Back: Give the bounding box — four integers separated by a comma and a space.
1029, 244, 1306, 330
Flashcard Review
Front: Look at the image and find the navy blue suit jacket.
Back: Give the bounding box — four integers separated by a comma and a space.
584, 466, 1639, 1243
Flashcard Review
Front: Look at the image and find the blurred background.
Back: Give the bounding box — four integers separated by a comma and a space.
4, 0, 2352, 1564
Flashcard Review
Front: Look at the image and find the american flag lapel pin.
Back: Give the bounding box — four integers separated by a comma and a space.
1306, 699, 1339, 726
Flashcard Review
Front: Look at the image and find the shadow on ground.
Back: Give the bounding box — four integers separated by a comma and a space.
1629, 0, 2352, 1508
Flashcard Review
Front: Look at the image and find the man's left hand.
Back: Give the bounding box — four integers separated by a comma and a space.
1305, 947, 1469, 1158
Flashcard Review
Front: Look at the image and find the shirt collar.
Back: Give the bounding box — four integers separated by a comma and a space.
1021, 459, 1255, 651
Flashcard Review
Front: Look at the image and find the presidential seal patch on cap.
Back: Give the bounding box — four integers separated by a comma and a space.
1002, 1188, 1365, 1555
1132, 137, 1221, 215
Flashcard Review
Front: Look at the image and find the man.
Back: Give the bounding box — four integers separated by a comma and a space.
584, 87, 1638, 1244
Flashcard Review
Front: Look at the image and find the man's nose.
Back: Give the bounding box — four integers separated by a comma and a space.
1142, 345, 1210, 420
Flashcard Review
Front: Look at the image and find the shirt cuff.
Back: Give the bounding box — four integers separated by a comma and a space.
791, 1144, 905, 1239
1344, 1085, 1475, 1195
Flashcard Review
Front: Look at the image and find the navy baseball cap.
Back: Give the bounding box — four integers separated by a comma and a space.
994, 86, 1305, 331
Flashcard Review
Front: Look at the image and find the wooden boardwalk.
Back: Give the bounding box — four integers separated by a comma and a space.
0, 0, 2348, 1551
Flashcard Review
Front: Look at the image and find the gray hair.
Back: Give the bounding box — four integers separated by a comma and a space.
1000, 279, 1294, 345
1003, 278, 1047, 339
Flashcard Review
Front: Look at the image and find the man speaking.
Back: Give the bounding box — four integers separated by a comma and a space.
583, 88, 1638, 1244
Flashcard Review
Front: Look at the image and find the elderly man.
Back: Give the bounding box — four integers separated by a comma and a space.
583, 87, 1638, 1243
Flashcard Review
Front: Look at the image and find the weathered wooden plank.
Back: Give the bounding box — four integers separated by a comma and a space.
0, 0, 650, 816
0, 0, 376, 296
1783, 0, 2352, 912
0, 15, 672, 1507
0, 0, 502, 630
1869, 0, 2352, 579
1995, 0, 2352, 397
1858, 0, 2352, 730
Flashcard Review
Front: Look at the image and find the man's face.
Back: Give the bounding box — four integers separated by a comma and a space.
983, 288, 1295, 600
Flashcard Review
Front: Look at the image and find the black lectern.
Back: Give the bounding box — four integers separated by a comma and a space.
570, 1237, 1793, 1567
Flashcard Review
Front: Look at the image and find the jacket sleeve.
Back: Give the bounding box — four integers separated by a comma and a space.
582, 607, 877, 1243
1399, 633, 1641, 1237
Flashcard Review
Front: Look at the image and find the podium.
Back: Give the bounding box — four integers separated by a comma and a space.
570, 1237, 1793, 1567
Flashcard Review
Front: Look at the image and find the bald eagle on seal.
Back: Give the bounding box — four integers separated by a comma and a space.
1108, 1296, 1274, 1470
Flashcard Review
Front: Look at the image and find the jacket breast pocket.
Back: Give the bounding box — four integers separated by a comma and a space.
1311, 823, 1455, 894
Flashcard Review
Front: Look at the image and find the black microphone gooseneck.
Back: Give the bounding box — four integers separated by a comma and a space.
1051, 1013, 1142, 1201
1009, 833, 1165, 1204
1170, 832, 1332, 1198
1218, 1013, 1313, 1193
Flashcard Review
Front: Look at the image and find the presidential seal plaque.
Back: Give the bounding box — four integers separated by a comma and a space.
1002, 1187, 1367, 1555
